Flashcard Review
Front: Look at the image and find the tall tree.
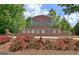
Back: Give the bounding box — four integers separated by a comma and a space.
59, 18, 71, 33
58, 4, 79, 35
48, 9, 59, 28
74, 22, 79, 35
49, 9, 56, 18
0, 4, 26, 34
48, 8, 71, 34
26, 17, 32, 28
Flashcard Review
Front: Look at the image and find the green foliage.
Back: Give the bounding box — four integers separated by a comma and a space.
48, 8, 71, 33
74, 22, 79, 35
58, 4, 79, 35
26, 17, 32, 28
58, 4, 79, 14
49, 9, 56, 18
59, 18, 71, 32
0, 4, 26, 34
9, 42, 21, 52
51, 16, 60, 28
48, 9, 59, 28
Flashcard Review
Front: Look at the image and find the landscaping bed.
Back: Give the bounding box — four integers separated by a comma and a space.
0, 33, 79, 55
1, 42, 79, 55
9, 36, 79, 52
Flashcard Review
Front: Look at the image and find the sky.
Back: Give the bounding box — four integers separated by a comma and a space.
24, 4, 64, 17
42, 4, 64, 16
24, 4, 79, 27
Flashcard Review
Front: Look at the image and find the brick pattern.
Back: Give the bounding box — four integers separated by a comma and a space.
32, 15, 51, 21
26, 15, 69, 36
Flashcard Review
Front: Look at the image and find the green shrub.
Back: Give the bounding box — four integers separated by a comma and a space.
9, 42, 21, 52
28, 41, 36, 49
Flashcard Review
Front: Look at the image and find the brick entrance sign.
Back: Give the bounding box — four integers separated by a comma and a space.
26, 15, 67, 36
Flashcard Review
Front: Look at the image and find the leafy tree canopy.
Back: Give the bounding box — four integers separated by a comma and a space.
0, 4, 26, 34
58, 4, 79, 14
26, 17, 32, 28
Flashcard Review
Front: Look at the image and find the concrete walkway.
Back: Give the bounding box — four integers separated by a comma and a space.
35, 36, 59, 39
34, 36, 79, 40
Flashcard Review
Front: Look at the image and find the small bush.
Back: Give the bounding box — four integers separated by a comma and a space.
43, 44, 56, 50
63, 39, 78, 50
9, 33, 34, 51
0, 35, 11, 45
76, 40, 79, 48
28, 41, 36, 49
54, 39, 66, 50
9, 42, 21, 52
